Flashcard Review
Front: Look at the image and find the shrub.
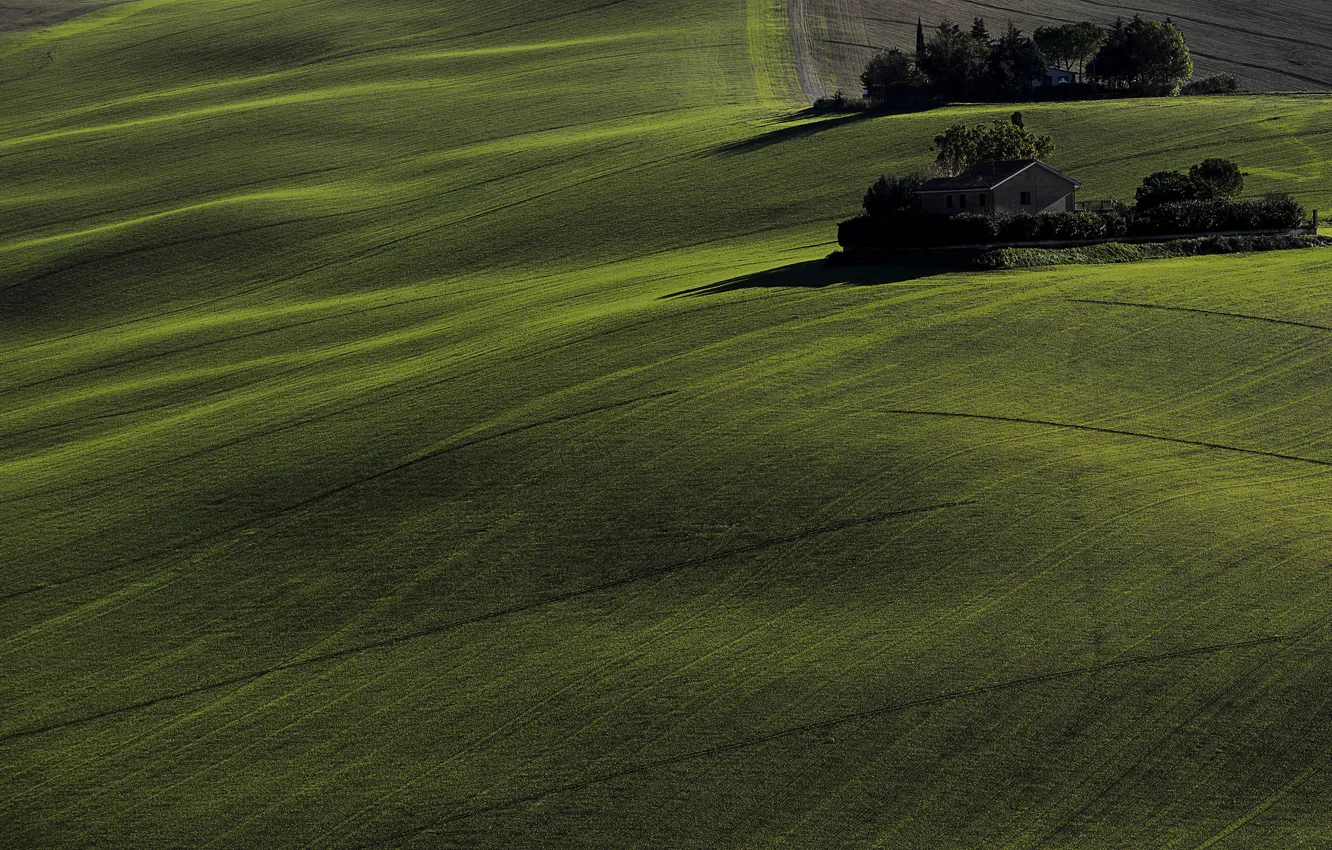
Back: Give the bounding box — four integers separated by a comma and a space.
1181, 74, 1240, 95
861, 49, 918, 98
1128, 196, 1306, 236
1191, 158, 1244, 198
1103, 210, 1130, 237
972, 234, 1326, 270
1136, 170, 1210, 208
1136, 158, 1243, 209
946, 212, 999, 244
863, 174, 926, 218
998, 213, 1039, 242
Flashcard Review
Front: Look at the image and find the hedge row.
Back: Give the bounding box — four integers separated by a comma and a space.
825, 233, 1329, 270
1128, 196, 1304, 236
975, 233, 1328, 270
839, 197, 1307, 250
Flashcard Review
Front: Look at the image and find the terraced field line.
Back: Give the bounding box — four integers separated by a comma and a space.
0, 500, 970, 743
370, 634, 1292, 845
877, 409, 1332, 470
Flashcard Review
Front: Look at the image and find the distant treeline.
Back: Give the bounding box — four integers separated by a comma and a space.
836, 15, 1237, 111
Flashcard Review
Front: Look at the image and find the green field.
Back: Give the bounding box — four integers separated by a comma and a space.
5, 0, 1332, 847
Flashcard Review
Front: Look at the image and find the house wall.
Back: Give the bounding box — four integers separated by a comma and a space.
1040, 68, 1076, 86
992, 168, 1076, 216
919, 190, 994, 217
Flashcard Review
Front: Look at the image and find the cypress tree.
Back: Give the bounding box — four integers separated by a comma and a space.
916, 18, 926, 59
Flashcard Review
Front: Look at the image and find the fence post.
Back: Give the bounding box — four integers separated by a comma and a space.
1314, 209, 1320, 233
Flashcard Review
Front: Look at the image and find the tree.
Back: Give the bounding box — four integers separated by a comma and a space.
863, 173, 926, 218
1033, 24, 1074, 71
932, 119, 1056, 174
1135, 159, 1242, 209
919, 19, 990, 99
861, 48, 919, 100
1066, 21, 1106, 78
988, 23, 1046, 100
1089, 17, 1130, 87
1191, 157, 1244, 198
1035, 22, 1104, 77
1135, 170, 1205, 208
916, 18, 926, 60
1090, 15, 1192, 93
1133, 17, 1192, 93
970, 17, 990, 43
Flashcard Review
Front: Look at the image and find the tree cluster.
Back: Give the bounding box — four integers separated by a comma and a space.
1033, 22, 1104, 78
913, 19, 1046, 101
1135, 158, 1245, 209
860, 14, 1199, 108
1088, 16, 1193, 94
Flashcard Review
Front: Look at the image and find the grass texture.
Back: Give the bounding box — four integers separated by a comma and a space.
4, 0, 1332, 847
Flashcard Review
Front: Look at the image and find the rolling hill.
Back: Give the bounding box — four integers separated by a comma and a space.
4, 0, 1332, 847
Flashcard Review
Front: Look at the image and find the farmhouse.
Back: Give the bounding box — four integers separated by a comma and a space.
915, 160, 1082, 217
1038, 67, 1077, 86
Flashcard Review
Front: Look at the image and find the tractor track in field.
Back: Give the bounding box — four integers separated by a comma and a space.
0, 201, 407, 297
0, 132, 651, 358
1188, 51, 1332, 90
1027, 607, 1332, 847
296, 0, 638, 70
877, 409, 1332, 471
0, 289, 764, 513
0, 500, 968, 743
1068, 125, 1332, 172
0, 113, 683, 308
0, 390, 680, 602
949, 0, 1072, 26
361, 634, 1292, 845
0, 166, 347, 240
1071, 299, 1332, 333
1074, 0, 1330, 54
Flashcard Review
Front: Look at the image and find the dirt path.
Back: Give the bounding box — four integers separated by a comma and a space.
787, 0, 883, 102
787, 0, 829, 101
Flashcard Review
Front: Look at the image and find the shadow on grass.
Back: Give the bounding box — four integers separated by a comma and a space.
711, 111, 877, 155
664, 259, 952, 298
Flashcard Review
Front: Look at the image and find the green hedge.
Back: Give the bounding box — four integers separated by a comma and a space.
976, 233, 1328, 269
839, 197, 1306, 251
1126, 196, 1305, 236
826, 233, 1329, 271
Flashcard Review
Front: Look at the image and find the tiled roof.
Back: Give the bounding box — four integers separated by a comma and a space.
916, 160, 1081, 193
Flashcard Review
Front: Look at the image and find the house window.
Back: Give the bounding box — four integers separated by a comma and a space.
978, 194, 986, 208
946, 194, 954, 208
1020, 191, 1033, 205
959, 193, 967, 208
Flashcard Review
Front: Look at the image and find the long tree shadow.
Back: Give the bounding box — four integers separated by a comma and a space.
711, 111, 877, 155
664, 259, 954, 298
